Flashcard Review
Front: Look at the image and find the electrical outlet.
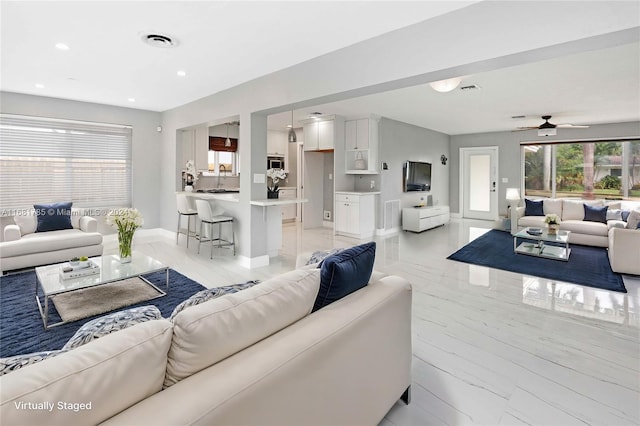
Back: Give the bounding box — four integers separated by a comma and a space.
370, 180, 375, 189
323, 210, 331, 220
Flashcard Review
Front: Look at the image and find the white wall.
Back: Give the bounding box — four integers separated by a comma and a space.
0, 92, 162, 229
449, 121, 640, 216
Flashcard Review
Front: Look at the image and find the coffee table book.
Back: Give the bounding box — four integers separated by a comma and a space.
59, 261, 100, 280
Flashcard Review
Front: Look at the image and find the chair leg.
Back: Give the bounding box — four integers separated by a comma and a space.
176, 213, 181, 244
231, 221, 235, 255
210, 222, 215, 259
186, 215, 191, 248
197, 221, 203, 254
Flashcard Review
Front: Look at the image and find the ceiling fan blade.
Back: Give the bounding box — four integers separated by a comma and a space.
557, 124, 590, 128
515, 126, 539, 130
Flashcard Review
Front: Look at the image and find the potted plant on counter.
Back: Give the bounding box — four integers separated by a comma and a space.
266, 168, 287, 199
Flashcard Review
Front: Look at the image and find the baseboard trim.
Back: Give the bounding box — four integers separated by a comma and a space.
322, 220, 334, 229
376, 227, 400, 236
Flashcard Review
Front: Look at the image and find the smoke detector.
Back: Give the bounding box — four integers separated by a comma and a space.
142, 33, 178, 48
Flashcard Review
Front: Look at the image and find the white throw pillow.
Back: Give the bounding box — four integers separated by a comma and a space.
13, 210, 37, 235
627, 210, 640, 230
543, 199, 563, 217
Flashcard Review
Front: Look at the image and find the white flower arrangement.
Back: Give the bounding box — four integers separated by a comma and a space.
185, 160, 199, 184
106, 208, 144, 260
544, 213, 559, 225
266, 168, 288, 191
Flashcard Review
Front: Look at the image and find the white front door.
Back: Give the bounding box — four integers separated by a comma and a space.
461, 147, 499, 220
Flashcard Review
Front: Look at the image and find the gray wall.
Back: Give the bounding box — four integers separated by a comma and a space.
0, 91, 163, 229
378, 118, 450, 229
449, 121, 640, 216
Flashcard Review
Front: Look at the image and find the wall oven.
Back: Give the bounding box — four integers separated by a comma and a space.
268, 156, 284, 170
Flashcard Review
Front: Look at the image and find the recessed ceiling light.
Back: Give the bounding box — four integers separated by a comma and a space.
55, 43, 70, 51
128, 98, 136, 103
177, 70, 187, 77
35, 83, 45, 89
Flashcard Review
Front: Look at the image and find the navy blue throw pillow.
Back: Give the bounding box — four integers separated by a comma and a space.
34, 202, 73, 232
621, 209, 631, 222
583, 204, 608, 224
524, 199, 544, 216
313, 242, 376, 312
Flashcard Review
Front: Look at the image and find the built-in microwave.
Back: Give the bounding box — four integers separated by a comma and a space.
267, 156, 284, 170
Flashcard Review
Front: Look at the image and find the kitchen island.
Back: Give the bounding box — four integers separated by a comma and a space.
177, 192, 307, 260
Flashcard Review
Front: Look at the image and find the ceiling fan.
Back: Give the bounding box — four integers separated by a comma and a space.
517, 115, 590, 136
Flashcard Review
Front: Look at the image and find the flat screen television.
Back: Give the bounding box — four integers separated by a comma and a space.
403, 160, 431, 192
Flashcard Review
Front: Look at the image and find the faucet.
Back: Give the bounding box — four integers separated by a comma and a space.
217, 164, 227, 188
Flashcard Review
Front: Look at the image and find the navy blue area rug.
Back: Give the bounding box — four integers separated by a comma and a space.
447, 230, 626, 293
0, 269, 206, 357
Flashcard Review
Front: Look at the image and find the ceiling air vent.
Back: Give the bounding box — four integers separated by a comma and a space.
142, 34, 177, 48
460, 84, 481, 91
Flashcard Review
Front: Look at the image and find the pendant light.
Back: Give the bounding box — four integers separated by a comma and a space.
288, 110, 297, 143
225, 123, 231, 147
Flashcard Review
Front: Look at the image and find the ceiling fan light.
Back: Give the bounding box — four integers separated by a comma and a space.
429, 77, 462, 93
538, 128, 557, 137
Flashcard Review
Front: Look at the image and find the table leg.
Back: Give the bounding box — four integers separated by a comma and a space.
165, 268, 169, 289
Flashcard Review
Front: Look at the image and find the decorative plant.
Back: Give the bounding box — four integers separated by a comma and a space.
185, 160, 199, 184
106, 208, 144, 262
266, 168, 288, 193
79, 256, 88, 261
544, 213, 559, 225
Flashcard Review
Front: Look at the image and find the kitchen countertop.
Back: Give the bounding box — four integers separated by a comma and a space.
177, 191, 240, 202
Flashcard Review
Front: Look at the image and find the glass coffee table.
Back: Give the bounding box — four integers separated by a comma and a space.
513, 227, 571, 262
35, 251, 169, 329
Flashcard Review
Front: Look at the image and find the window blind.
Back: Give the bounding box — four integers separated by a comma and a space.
0, 114, 132, 212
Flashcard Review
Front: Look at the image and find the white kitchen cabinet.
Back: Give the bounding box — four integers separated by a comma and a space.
303, 118, 334, 151
402, 206, 450, 232
267, 130, 288, 156
344, 117, 379, 174
279, 188, 297, 221
334, 192, 376, 239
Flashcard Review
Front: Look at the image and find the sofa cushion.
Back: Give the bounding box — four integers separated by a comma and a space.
518, 216, 546, 228
543, 199, 563, 217
584, 204, 608, 224
524, 199, 544, 216
169, 281, 260, 320
63, 306, 162, 350
0, 350, 65, 377
0, 229, 103, 258
0, 320, 173, 426
165, 268, 321, 388
562, 200, 585, 221
313, 242, 376, 312
560, 220, 608, 237
34, 201, 73, 232
607, 220, 627, 230
605, 201, 622, 210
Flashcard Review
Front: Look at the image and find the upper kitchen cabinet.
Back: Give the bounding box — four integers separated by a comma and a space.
180, 126, 209, 170
344, 116, 379, 174
267, 130, 288, 157
303, 116, 335, 151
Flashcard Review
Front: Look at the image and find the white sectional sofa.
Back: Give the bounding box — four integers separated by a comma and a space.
511, 198, 640, 275
0, 209, 103, 273
0, 257, 413, 425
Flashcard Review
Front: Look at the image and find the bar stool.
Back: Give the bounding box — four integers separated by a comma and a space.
195, 199, 235, 258
176, 193, 198, 247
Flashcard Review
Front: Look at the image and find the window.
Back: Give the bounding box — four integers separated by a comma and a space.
523, 139, 640, 201
0, 114, 132, 211
207, 136, 238, 175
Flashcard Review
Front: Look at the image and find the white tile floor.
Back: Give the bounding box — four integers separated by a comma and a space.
105, 218, 640, 426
